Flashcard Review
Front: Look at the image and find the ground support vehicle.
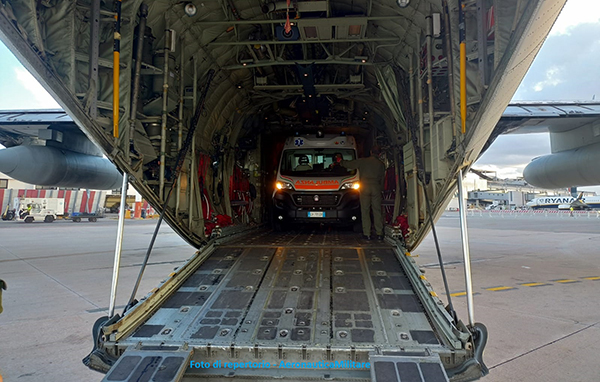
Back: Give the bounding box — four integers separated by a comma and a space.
69, 211, 104, 223
16, 202, 57, 223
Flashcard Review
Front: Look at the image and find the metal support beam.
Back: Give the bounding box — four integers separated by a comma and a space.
265, 44, 275, 61
457, 169, 475, 327
112, 0, 122, 138
88, 0, 100, 119
196, 15, 405, 26
459, 0, 467, 134
416, 46, 424, 148
209, 37, 399, 46
176, 38, 184, 217
442, 0, 458, 137
476, 0, 489, 88
253, 83, 365, 91
108, 173, 128, 318
409, 50, 415, 115
426, 13, 436, 195
130, 3, 148, 160
225, 59, 375, 70
159, 17, 171, 201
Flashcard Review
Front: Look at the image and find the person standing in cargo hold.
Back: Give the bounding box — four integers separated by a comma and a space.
341, 146, 386, 240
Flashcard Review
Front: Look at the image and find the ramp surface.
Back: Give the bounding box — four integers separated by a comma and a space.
370, 353, 449, 382
101, 347, 192, 382
122, 230, 441, 351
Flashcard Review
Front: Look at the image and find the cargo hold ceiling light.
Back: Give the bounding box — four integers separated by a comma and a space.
396, 0, 410, 8
184, 3, 197, 16
240, 59, 253, 66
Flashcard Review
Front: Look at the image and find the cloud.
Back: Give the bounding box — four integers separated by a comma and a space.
475, 134, 551, 179
481, 6, 600, 187
550, 0, 600, 36
471, 164, 526, 180
532, 66, 563, 92
513, 22, 600, 101
13, 67, 60, 109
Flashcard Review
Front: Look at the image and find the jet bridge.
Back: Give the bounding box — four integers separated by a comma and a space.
88, 229, 482, 382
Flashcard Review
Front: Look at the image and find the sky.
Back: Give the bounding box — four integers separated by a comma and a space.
475, 0, 600, 194
1, 0, 599, 191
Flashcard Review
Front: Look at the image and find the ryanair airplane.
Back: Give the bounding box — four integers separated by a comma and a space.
526, 193, 600, 210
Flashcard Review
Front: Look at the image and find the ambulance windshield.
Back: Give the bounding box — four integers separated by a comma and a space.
280, 149, 357, 177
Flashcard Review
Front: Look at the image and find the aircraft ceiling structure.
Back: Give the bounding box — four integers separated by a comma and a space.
0, 0, 566, 249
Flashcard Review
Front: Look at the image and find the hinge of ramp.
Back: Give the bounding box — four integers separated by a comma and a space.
102, 346, 193, 382
369, 353, 449, 382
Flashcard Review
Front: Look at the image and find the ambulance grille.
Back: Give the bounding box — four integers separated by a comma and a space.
295, 194, 339, 206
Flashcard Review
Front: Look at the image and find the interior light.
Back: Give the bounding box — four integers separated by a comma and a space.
396, 0, 410, 8
184, 3, 197, 17
240, 59, 253, 67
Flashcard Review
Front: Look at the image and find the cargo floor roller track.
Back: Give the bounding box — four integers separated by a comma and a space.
104, 230, 454, 381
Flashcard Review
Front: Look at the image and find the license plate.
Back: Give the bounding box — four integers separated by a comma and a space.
308, 211, 325, 218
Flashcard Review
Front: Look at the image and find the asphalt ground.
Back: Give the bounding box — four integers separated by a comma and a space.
417, 212, 600, 382
0, 212, 599, 381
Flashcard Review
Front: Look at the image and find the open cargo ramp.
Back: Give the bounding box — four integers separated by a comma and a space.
93, 230, 485, 381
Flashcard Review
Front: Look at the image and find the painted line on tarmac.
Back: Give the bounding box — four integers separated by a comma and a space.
449, 291, 481, 297
445, 276, 599, 297
484, 286, 517, 292
519, 282, 552, 287
551, 279, 581, 284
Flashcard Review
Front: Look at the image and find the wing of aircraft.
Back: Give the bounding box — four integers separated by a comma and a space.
487, 101, 600, 189
0, 109, 124, 190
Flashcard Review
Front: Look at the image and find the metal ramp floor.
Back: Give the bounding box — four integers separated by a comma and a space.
113, 229, 449, 381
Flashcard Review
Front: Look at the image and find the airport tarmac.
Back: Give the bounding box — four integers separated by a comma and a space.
0, 212, 599, 381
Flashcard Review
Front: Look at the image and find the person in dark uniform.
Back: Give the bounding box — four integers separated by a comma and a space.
341, 146, 386, 240
329, 152, 346, 174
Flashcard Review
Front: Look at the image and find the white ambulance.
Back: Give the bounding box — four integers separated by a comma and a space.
272, 133, 361, 229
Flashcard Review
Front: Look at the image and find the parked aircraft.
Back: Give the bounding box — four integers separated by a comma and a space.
526, 192, 600, 210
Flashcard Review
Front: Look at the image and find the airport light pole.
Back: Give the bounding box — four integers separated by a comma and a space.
457, 168, 475, 327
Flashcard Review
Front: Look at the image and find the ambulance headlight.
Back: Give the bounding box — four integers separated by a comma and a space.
276, 181, 293, 190
341, 182, 360, 190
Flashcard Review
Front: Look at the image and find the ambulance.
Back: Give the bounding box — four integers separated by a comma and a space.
272, 133, 361, 229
